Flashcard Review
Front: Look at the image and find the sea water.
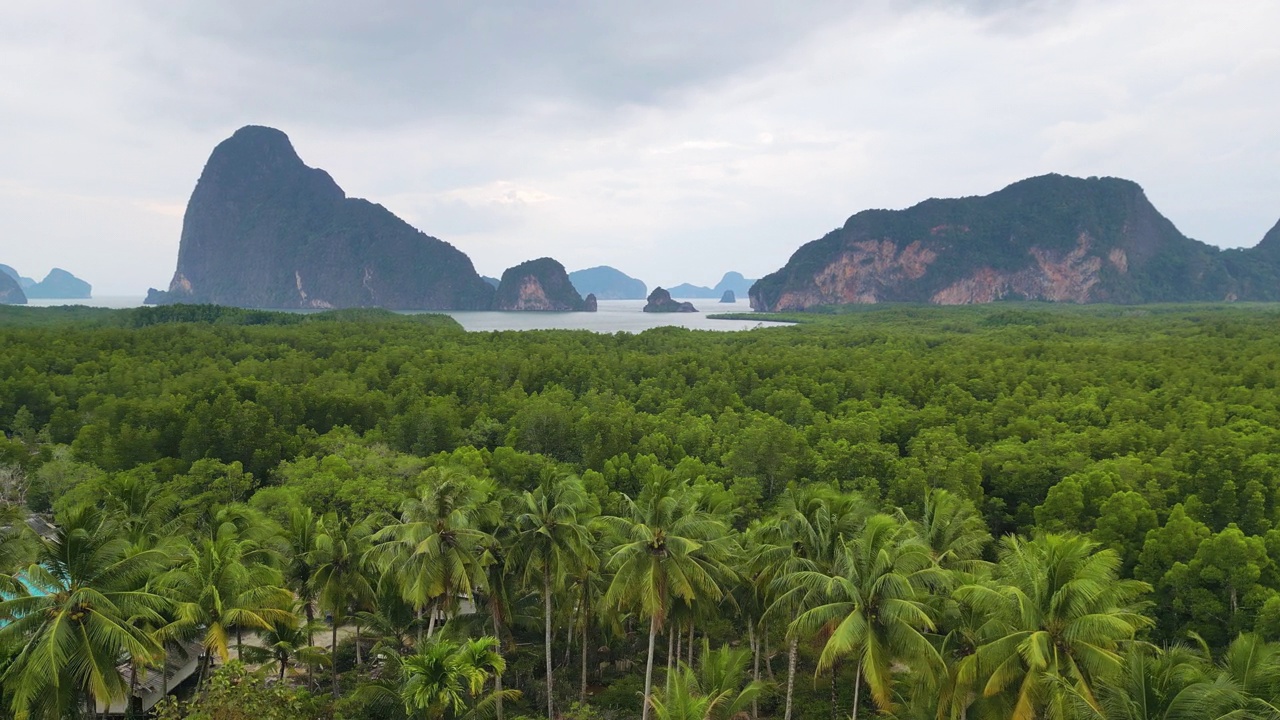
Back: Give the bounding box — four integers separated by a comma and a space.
20, 298, 789, 333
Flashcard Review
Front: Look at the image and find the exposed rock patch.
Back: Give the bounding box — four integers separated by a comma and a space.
494, 258, 590, 311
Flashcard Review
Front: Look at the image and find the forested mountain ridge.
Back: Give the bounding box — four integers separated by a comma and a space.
145, 126, 496, 310
752, 174, 1280, 310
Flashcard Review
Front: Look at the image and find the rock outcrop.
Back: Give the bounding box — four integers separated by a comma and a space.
720, 290, 736, 303
146, 125, 494, 310
752, 174, 1280, 311
568, 266, 647, 299
24, 268, 92, 299
643, 288, 697, 313
493, 258, 590, 311
0, 271, 26, 304
583, 293, 598, 312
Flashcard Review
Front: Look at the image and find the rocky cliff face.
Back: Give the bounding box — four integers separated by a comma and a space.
752, 175, 1275, 311
0, 271, 26, 304
494, 258, 590, 311
147, 126, 494, 310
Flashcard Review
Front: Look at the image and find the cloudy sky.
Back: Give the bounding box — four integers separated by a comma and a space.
1, 0, 1277, 295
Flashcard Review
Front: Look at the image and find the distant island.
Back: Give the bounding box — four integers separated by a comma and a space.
0, 270, 25, 305
667, 272, 756, 299
751, 174, 1280, 311
567, 266, 647, 300
0, 265, 91, 299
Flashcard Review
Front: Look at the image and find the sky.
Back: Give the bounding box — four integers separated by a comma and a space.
1, 0, 1278, 295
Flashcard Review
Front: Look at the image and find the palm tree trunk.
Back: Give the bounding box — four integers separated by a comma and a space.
355, 622, 362, 666
332, 616, 340, 698
830, 662, 838, 720
851, 661, 862, 720
642, 615, 658, 720
666, 625, 676, 692
494, 612, 506, 720
427, 599, 438, 639
763, 621, 776, 681
748, 622, 760, 720
675, 623, 682, 673
580, 610, 589, 705
688, 624, 694, 666
279, 652, 287, 682
784, 635, 798, 720
544, 572, 555, 720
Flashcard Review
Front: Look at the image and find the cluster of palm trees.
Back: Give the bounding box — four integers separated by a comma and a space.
1, 468, 1280, 720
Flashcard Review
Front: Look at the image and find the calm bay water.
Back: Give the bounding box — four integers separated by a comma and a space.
23, 297, 790, 333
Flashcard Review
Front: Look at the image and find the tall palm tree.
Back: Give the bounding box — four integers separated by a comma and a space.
0, 506, 171, 719
282, 505, 322, 643
158, 519, 294, 684
790, 513, 944, 719
955, 533, 1152, 720
370, 467, 498, 641
313, 512, 376, 697
239, 607, 329, 683
600, 474, 734, 720
754, 484, 867, 720
508, 472, 598, 720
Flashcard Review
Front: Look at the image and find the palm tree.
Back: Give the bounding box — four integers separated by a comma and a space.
370, 467, 498, 641
355, 636, 518, 720
158, 518, 294, 684
650, 640, 765, 720
313, 513, 376, 697
240, 608, 329, 683
904, 488, 990, 574
1054, 644, 1247, 720
0, 506, 171, 718
600, 473, 734, 720
955, 533, 1152, 720
283, 505, 322, 643
1208, 633, 1280, 719
97, 473, 186, 553
508, 472, 598, 720
754, 484, 867, 720
790, 513, 944, 719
